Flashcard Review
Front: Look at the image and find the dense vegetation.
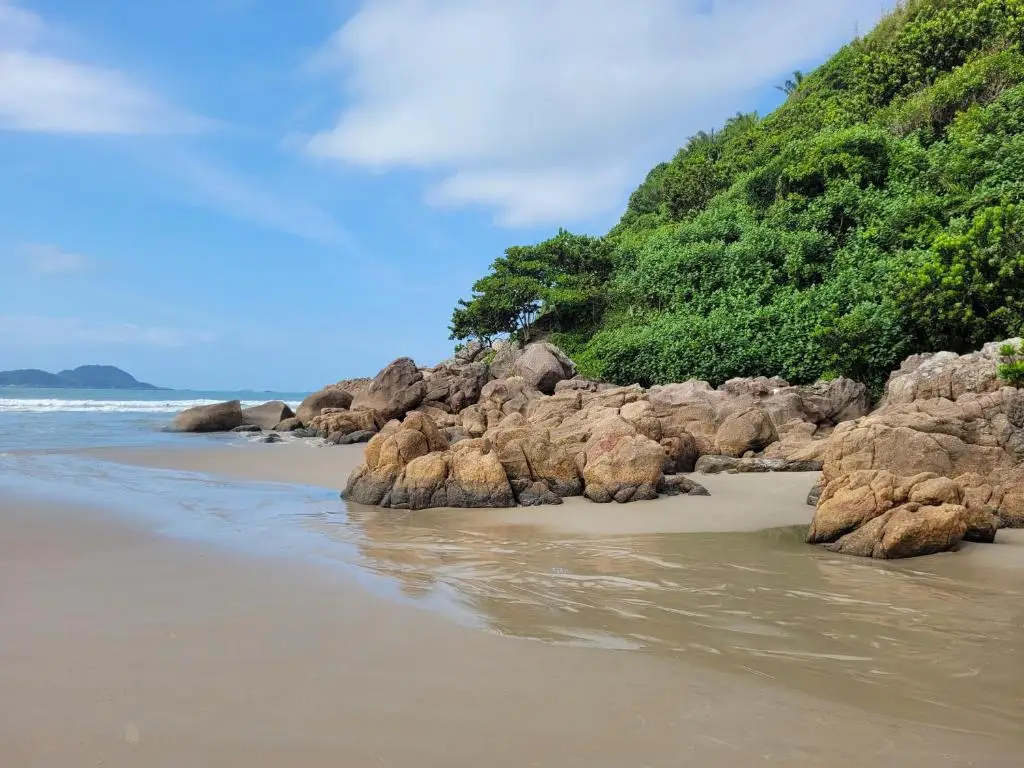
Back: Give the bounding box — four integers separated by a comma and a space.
450, 0, 1024, 391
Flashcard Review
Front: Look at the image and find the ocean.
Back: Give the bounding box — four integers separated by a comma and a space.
0, 385, 473, 620
0, 387, 309, 451
4, 386, 1024, 738
0, 386, 353, 563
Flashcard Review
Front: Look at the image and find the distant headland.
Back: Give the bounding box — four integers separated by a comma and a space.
0, 365, 162, 390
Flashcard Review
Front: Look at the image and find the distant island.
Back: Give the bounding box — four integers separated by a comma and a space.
0, 365, 162, 390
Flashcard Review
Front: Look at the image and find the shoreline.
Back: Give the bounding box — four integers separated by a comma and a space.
86, 442, 824, 535
3, 493, 1022, 766
85, 443, 1024, 550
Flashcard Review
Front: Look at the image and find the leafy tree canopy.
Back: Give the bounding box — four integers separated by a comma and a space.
451, 0, 1024, 393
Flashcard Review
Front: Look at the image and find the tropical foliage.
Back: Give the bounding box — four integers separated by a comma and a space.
450, 0, 1024, 391
998, 341, 1024, 387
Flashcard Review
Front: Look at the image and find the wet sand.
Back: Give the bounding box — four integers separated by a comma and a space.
90, 443, 821, 534
3, 495, 1022, 767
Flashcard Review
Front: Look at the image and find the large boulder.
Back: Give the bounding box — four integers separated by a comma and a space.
171, 400, 243, 433
714, 407, 776, 457
352, 357, 427, 421
343, 412, 449, 506
241, 400, 295, 430
487, 339, 521, 379
420, 361, 490, 413
344, 412, 514, 509
808, 342, 1024, 558
491, 426, 583, 500
309, 408, 383, 440
882, 339, 1020, 406
387, 439, 515, 509
509, 342, 577, 395
296, 386, 353, 426
824, 503, 970, 559
583, 433, 665, 504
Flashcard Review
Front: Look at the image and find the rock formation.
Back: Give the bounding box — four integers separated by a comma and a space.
329, 339, 879, 510
171, 400, 243, 433
309, 408, 384, 441
808, 340, 1023, 558
344, 413, 515, 509
351, 357, 427, 421
241, 401, 295, 430
295, 386, 354, 426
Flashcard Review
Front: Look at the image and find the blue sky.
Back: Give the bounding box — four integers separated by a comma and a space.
0, 0, 894, 391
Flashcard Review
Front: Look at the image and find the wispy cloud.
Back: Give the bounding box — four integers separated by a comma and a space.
0, 0, 209, 135
159, 150, 358, 249
0, 314, 217, 347
18, 243, 95, 274
308, 0, 894, 226
0, 1, 359, 253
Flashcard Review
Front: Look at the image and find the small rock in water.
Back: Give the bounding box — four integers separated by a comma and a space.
695, 455, 823, 475
232, 424, 263, 433
806, 484, 822, 506
291, 428, 318, 438
515, 481, 563, 506
260, 433, 283, 444
332, 430, 376, 445
658, 474, 711, 497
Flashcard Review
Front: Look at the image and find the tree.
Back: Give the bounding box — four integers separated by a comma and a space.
449, 231, 614, 343
900, 202, 1024, 351
448, 250, 546, 343
776, 70, 805, 95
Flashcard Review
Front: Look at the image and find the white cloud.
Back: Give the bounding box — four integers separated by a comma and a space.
19, 243, 95, 274
308, 0, 894, 226
0, 315, 217, 347
0, 1, 208, 135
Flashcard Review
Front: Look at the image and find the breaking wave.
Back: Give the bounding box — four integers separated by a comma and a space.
0, 398, 301, 414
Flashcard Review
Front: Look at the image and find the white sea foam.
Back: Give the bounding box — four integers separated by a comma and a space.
0, 399, 301, 414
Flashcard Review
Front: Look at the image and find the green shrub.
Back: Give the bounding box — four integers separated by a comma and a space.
450, 0, 1024, 390
997, 341, 1024, 386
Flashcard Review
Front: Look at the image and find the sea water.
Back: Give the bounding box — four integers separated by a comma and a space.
0, 387, 308, 450
2, 388, 1024, 737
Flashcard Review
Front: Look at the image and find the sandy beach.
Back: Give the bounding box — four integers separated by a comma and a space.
4, 488, 1024, 768
91, 442, 823, 534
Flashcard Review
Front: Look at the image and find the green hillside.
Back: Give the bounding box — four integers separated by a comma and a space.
449, 0, 1024, 392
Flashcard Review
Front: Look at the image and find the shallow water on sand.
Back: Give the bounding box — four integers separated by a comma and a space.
4, 450, 1023, 740
314, 503, 1024, 738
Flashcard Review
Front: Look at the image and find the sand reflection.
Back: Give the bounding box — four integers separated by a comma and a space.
315, 502, 1024, 737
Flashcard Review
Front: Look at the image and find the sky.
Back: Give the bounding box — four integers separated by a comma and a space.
0, 0, 896, 391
